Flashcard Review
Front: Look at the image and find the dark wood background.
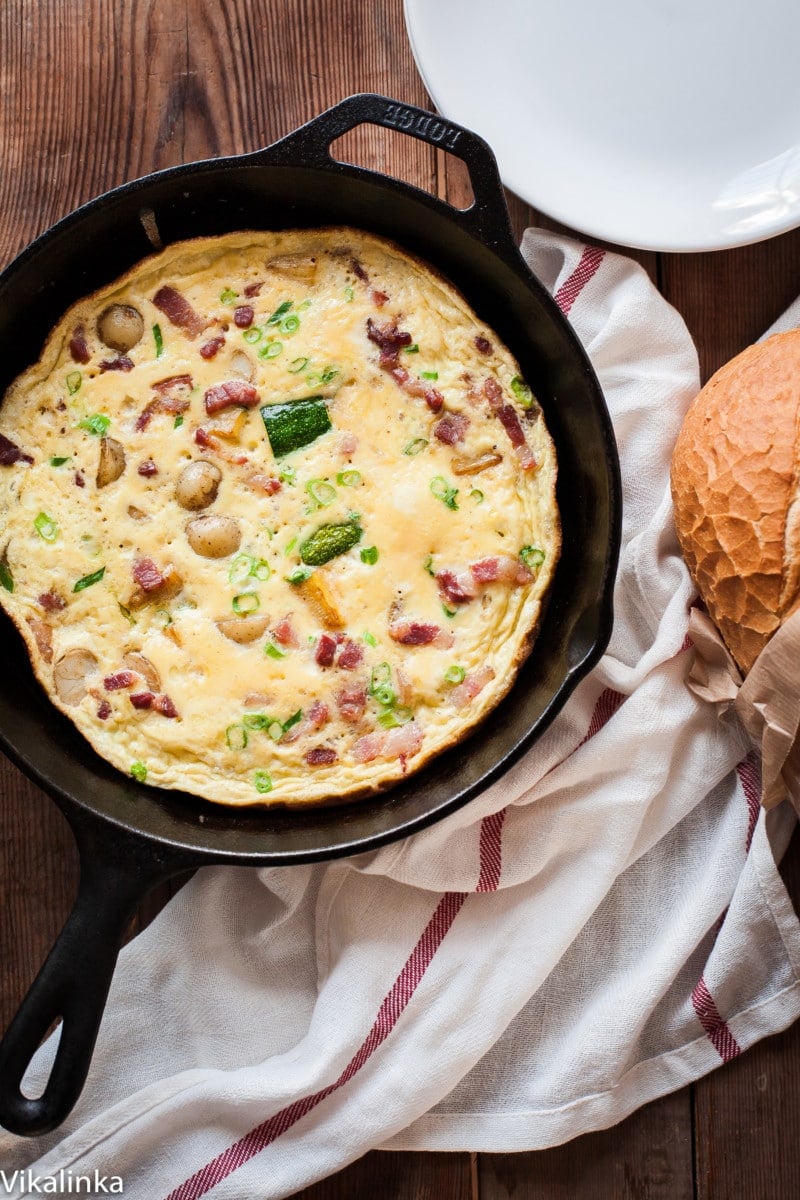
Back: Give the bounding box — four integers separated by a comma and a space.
2, 1, 800, 1195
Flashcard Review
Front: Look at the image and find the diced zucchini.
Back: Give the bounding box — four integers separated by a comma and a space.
299, 522, 362, 566
260, 396, 331, 458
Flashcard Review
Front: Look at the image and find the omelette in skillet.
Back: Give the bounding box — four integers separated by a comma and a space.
0, 229, 559, 806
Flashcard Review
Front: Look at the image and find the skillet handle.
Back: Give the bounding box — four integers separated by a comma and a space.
0, 820, 182, 1137
260, 92, 516, 251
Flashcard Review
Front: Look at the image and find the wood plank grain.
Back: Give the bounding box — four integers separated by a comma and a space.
288, 1150, 475, 1200
479, 1091, 693, 1200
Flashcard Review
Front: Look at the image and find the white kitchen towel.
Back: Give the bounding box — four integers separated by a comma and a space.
3, 231, 800, 1200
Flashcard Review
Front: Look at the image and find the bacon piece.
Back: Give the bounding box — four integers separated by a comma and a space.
152, 693, 179, 717
153, 285, 205, 338
104, 671, 136, 691
233, 305, 254, 328
194, 427, 220, 450
99, 355, 134, 373
38, 591, 66, 613
0, 433, 33, 466
388, 620, 454, 648
470, 555, 533, 586
244, 280, 263, 298
353, 721, 424, 763
449, 666, 496, 710
474, 335, 493, 355
308, 699, 329, 727
132, 557, 166, 593
154, 373, 193, 394
200, 336, 226, 360
433, 412, 469, 445
366, 318, 413, 366
282, 699, 330, 745
388, 364, 443, 413
137, 459, 158, 477
97, 700, 112, 721
371, 289, 389, 307
351, 258, 368, 282
272, 616, 299, 648
497, 404, 526, 447
130, 691, 154, 709
246, 472, 282, 495
315, 634, 338, 667
338, 432, 358, 456
483, 377, 503, 411
74, 470, 85, 488
395, 666, 413, 707
336, 683, 367, 724
337, 638, 363, 671
204, 380, 260, 415
306, 746, 338, 766
69, 325, 91, 364
436, 569, 477, 605
481, 378, 537, 469
27, 618, 53, 663
424, 387, 444, 413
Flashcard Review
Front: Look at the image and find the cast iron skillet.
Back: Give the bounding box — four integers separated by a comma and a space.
0, 94, 621, 1137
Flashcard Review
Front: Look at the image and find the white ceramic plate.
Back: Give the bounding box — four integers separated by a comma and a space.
404, 0, 800, 252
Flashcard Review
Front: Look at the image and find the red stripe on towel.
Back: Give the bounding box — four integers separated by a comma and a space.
477, 808, 507, 892
691, 976, 741, 1062
164, 889, 468, 1199
554, 246, 606, 315
577, 687, 625, 749
737, 750, 761, 852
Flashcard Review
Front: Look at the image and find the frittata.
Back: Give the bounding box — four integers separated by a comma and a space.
0, 229, 560, 806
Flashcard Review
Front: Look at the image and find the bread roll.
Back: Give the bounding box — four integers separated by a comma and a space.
671, 330, 800, 675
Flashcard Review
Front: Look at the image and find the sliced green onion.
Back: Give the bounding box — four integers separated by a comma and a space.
154, 607, 172, 628
279, 313, 300, 335
363, 630, 377, 647
284, 536, 297, 556
254, 769, 273, 794
370, 662, 392, 691
130, 761, 148, 783
79, 413, 111, 437
423, 554, 435, 576
520, 545, 546, 571
243, 326, 263, 344
49, 455, 71, 467
267, 721, 285, 742
34, 512, 58, 542
229, 553, 254, 585
421, 370, 439, 381
336, 470, 362, 487
286, 565, 313, 584
444, 665, 466, 684
0, 562, 13, 593
378, 707, 413, 729
288, 356, 309, 374
242, 713, 271, 730
298, 299, 312, 311
279, 466, 297, 486
373, 683, 396, 708
252, 558, 271, 581
470, 488, 484, 503
264, 640, 286, 659
259, 340, 283, 360
266, 300, 293, 325
430, 475, 459, 511
442, 603, 457, 619
360, 546, 378, 565
220, 287, 238, 304
173, 415, 184, 429
510, 376, 534, 408
118, 602, 136, 625
73, 567, 106, 592
153, 323, 164, 357
305, 478, 337, 508
232, 592, 259, 614
226, 723, 248, 751
344, 285, 354, 302
404, 343, 420, 354
65, 371, 82, 395
320, 366, 339, 384
283, 709, 303, 732
403, 437, 428, 456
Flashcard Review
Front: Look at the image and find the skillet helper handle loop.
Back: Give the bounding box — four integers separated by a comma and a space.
0, 847, 164, 1137
264, 92, 515, 249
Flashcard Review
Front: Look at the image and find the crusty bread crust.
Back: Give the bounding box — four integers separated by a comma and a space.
670, 329, 800, 674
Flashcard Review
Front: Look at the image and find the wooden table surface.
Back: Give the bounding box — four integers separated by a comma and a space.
3, 1, 800, 1195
